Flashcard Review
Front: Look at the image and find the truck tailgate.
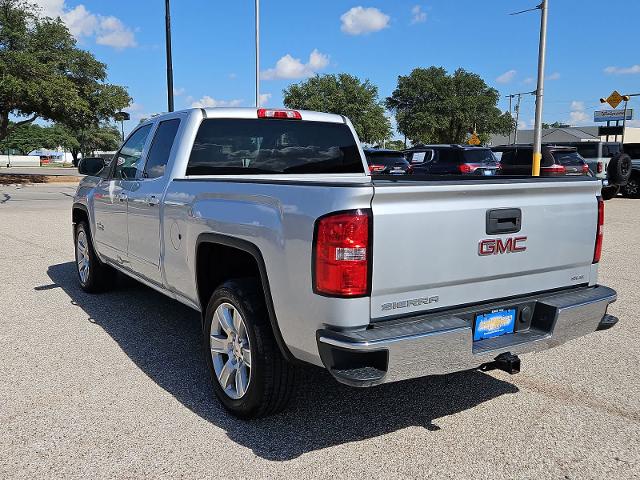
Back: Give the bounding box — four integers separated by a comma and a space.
370, 179, 601, 319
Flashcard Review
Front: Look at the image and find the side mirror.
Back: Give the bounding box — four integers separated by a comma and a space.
78, 157, 105, 176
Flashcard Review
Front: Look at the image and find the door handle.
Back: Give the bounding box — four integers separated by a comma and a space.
119, 193, 128, 202
147, 195, 159, 207
486, 208, 522, 235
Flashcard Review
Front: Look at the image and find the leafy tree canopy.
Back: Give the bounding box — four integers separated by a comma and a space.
0, 0, 131, 141
0, 122, 120, 162
283, 73, 392, 144
542, 121, 570, 129
386, 67, 513, 144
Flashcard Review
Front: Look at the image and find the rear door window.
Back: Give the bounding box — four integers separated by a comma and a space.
187, 119, 363, 175
434, 148, 458, 165
143, 119, 181, 179
408, 150, 434, 164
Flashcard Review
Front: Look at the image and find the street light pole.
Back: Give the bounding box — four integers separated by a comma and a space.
255, 0, 260, 108
165, 0, 175, 113
532, 0, 548, 176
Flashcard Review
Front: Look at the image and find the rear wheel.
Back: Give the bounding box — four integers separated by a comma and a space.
74, 221, 115, 293
204, 279, 296, 418
601, 185, 619, 201
621, 174, 640, 198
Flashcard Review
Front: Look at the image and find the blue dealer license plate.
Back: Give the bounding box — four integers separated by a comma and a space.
473, 308, 516, 341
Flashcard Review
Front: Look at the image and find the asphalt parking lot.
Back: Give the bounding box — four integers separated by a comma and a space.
0, 183, 638, 479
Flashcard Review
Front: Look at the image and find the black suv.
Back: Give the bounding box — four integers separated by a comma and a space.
363, 148, 411, 175
405, 145, 499, 175
491, 144, 589, 176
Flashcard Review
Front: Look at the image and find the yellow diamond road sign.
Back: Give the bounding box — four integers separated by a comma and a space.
606, 90, 624, 109
468, 133, 481, 145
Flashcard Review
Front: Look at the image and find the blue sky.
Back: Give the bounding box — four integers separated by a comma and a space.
34, 0, 640, 136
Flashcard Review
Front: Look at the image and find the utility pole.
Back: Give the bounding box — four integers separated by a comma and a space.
532, 0, 548, 176
255, 0, 260, 108
507, 95, 513, 144
506, 91, 535, 145
165, 0, 174, 112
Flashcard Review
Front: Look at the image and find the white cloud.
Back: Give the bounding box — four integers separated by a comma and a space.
547, 72, 561, 80
570, 100, 585, 111
190, 96, 243, 108
259, 93, 272, 106
411, 5, 427, 24
173, 87, 186, 96
229, 73, 238, 80
604, 65, 640, 75
341, 7, 390, 35
569, 100, 589, 125
261, 49, 329, 80
32, 0, 137, 49
496, 70, 517, 84
523, 77, 534, 84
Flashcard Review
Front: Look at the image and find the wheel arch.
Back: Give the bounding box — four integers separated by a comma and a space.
195, 233, 297, 363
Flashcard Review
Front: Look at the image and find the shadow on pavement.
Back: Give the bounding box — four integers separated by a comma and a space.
44, 261, 519, 461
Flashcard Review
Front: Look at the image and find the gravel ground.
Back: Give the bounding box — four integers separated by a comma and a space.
0, 183, 638, 479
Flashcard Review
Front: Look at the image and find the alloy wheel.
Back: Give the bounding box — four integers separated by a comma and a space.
210, 302, 252, 399
76, 230, 90, 284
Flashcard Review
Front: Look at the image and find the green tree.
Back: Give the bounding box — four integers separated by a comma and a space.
52, 123, 120, 163
283, 73, 392, 144
386, 67, 513, 144
381, 139, 405, 150
0, 0, 131, 142
542, 121, 570, 129
0, 123, 49, 154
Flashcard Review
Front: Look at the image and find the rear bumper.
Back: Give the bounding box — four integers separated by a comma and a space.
317, 285, 617, 387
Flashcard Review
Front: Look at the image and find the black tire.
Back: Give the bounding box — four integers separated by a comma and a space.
601, 185, 619, 201
74, 221, 115, 293
204, 278, 296, 418
607, 153, 632, 185
621, 174, 640, 198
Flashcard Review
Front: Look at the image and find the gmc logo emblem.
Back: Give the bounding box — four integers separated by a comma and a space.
478, 236, 527, 256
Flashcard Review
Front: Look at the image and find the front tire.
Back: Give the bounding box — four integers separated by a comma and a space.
74, 221, 114, 293
204, 279, 296, 418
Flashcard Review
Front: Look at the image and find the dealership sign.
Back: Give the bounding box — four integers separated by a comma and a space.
594, 109, 633, 122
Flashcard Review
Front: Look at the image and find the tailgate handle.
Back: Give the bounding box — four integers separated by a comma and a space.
486, 208, 522, 235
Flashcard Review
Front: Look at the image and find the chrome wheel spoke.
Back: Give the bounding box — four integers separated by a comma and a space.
218, 359, 235, 390
235, 364, 249, 397
218, 306, 235, 335
241, 347, 251, 368
210, 334, 228, 354
233, 310, 243, 337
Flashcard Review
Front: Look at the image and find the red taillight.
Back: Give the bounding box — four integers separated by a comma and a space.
582, 163, 589, 174
496, 162, 502, 171
314, 210, 370, 297
597, 162, 603, 173
593, 197, 604, 263
458, 163, 473, 174
257, 108, 302, 120
368, 164, 385, 174
541, 164, 566, 175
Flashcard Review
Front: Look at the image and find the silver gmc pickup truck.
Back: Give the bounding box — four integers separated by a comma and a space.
73, 107, 619, 418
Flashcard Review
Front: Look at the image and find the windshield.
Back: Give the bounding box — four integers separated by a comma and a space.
187, 119, 363, 175
463, 149, 497, 165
